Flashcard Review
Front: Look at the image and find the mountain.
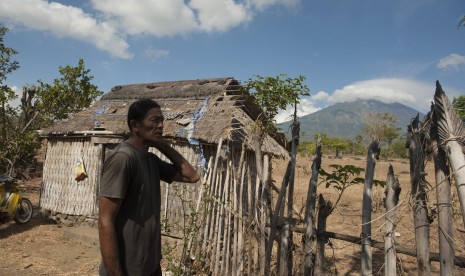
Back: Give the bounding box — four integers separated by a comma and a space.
277, 100, 423, 141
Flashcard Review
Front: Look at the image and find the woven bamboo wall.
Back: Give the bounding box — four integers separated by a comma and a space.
40, 138, 100, 216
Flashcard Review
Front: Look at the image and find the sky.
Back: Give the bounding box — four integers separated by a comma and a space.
0, 0, 464, 123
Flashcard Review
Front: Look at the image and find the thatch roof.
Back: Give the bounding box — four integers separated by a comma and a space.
41, 78, 289, 157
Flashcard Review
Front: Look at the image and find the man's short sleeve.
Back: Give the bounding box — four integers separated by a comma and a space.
100, 152, 132, 198
151, 154, 178, 184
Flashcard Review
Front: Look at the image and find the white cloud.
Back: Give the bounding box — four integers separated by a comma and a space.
0, 0, 132, 59
144, 47, 170, 61
189, 0, 252, 32
275, 98, 321, 123
9, 85, 22, 108
92, 0, 199, 36
328, 78, 464, 113
276, 78, 464, 123
437, 53, 465, 71
0, 0, 299, 58
247, 0, 299, 10
311, 91, 330, 102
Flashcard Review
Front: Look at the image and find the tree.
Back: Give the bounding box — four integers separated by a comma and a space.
0, 49, 103, 176
363, 112, 400, 158
244, 74, 310, 134
35, 58, 103, 126
452, 95, 465, 119
0, 26, 22, 175
0, 26, 20, 143
314, 133, 351, 157
390, 138, 408, 159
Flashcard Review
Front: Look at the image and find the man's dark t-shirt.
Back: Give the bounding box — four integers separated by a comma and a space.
99, 142, 177, 276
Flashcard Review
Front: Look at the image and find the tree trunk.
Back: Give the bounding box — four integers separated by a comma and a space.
385, 164, 401, 276
361, 140, 380, 276
303, 143, 322, 276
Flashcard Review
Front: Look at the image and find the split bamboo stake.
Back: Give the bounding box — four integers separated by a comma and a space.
212, 168, 226, 274
202, 138, 223, 258
237, 161, 246, 276
207, 164, 223, 270
222, 163, 232, 275
247, 163, 254, 275
259, 153, 270, 276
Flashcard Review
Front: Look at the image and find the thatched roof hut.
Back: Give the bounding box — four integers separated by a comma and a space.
39, 78, 289, 224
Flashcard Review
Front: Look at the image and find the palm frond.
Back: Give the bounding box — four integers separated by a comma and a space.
433, 80, 465, 144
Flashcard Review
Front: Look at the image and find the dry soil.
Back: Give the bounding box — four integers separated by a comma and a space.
1, 155, 465, 275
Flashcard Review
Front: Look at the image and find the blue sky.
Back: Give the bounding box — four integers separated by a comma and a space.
0, 0, 464, 123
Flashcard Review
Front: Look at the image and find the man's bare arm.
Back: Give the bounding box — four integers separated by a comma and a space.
98, 196, 124, 276
152, 139, 200, 183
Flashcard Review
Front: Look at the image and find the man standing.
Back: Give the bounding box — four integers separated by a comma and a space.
98, 99, 200, 276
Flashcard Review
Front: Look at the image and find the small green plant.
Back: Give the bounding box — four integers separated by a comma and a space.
162, 241, 183, 276
319, 164, 385, 212
161, 181, 210, 275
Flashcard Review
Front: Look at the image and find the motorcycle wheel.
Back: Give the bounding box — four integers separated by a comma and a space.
14, 197, 33, 225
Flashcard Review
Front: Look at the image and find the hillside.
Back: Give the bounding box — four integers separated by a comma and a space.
277, 100, 423, 141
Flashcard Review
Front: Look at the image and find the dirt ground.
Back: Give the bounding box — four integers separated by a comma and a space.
1, 154, 465, 275
270, 154, 465, 275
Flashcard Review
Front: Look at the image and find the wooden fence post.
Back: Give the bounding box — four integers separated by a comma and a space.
265, 162, 292, 275
433, 140, 455, 275
430, 107, 455, 276
408, 115, 431, 275
385, 164, 401, 276
361, 140, 380, 276
315, 194, 332, 275
281, 120, 300, 276
433, 81, 465, 228
303, 142, 322, 276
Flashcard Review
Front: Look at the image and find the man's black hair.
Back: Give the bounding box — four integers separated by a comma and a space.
127, 99, 161, 130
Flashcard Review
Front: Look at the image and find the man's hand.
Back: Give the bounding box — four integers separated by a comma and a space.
153, 139, 200, 183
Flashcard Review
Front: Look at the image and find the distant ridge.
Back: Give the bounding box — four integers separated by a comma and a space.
277, 100, 423, 141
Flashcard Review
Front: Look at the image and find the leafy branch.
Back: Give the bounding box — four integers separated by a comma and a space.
319, 164, 385, 213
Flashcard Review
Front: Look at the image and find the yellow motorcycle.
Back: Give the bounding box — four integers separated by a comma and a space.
0, 175, 33, 224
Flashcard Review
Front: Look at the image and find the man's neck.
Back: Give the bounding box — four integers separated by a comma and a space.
125, 136, 149, 153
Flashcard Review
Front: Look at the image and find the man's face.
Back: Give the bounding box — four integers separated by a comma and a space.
134, 107, 164, 143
